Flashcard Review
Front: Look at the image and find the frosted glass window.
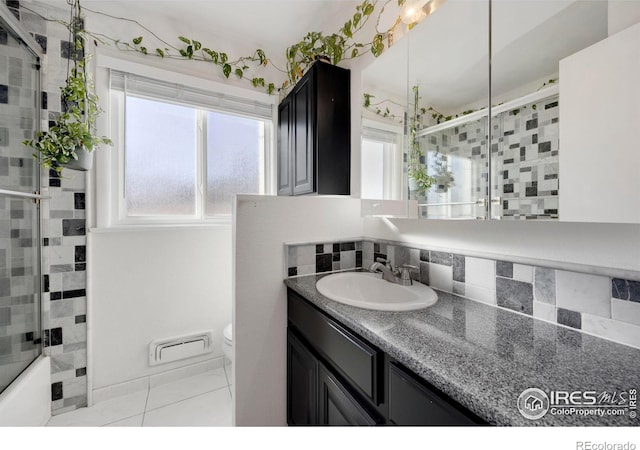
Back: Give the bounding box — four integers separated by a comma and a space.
206, 112, 263, 215
122, 94, 266, 221
125, 96, 197, 216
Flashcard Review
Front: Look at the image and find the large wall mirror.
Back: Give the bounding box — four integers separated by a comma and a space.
361, 0, 640, 223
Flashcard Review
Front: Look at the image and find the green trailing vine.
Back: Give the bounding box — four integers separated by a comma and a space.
362, 93, 403, 123
74, 0, 406, 94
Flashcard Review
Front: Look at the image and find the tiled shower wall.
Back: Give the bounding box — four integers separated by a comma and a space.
4, 0, 89, 414
419, 94, 559, 220
0, 0, 40, 394
286, 238, 640, 350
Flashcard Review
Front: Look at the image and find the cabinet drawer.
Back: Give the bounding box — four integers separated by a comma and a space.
388, 362, 484, 426
318, 362, 381, 426
287, 289, 381, 403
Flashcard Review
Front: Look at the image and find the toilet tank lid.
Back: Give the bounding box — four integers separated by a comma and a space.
223, 323, 232, 341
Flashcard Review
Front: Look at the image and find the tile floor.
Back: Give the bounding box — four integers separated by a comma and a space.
47, 365, 232, 427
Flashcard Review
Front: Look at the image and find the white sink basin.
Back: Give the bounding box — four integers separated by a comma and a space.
316, 272, 438, 311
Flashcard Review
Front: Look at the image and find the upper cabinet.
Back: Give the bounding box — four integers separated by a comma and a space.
559, 21, 640, 223
277, 61, 351, 196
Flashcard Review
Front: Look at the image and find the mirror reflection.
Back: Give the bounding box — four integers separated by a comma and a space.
361, 0, 638, 223
408, 0, 490, 219
361, 36, 407, 201
490, 0, 608, 220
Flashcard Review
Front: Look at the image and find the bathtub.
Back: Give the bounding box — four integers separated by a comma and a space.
0, 356, 51, 426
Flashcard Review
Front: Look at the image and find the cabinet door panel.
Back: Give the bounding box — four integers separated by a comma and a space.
318, 364, 380, 426
277, 99, 292, 195
293, 75, 314, 195
388, 362, 481, 426
288, 290, 381, 403
287, 330, 318, 425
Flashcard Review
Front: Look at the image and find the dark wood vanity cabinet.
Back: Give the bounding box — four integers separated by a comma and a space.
277, 61, 351, 196
287, 288, 487, 426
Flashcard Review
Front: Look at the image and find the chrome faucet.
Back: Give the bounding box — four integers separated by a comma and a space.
368, 258, 418, 286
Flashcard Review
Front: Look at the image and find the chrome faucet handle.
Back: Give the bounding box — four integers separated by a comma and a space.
376, 257, 395, 270
399, 264, 419, 284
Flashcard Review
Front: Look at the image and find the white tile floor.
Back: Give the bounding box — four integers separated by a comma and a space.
47, 365, 232, 427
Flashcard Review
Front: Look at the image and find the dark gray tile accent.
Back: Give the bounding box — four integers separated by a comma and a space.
419, 250, 429, 262
496, 261, 513, 278
430, 251, 452, 266
453, 254, 465, 282
288, 267, 297, 277
496, 277, 533, 315
419, 262, 429, 285
557, 308, 582, 329
316, 254, 332, 273
315, 244, 324, 254
612, 278, 629, 300
50, 327, 63, 346
62, 219, 85, 236
76, 367, 86, 377
630, 281, 640, 302
534, 267, 556, 304
340, 242, 355, 251
51, 382, 63, 401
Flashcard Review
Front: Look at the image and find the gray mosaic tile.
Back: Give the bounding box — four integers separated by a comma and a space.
534, 267, 556, 304
557, 308, 582, 330
496, 261, 513, 278
453, 254, 465, 283
419, 262, 429, 285
496, 277, 533, 315
430, 251, 452, 266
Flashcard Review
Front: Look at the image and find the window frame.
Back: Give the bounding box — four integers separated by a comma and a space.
96, 55, 277, 228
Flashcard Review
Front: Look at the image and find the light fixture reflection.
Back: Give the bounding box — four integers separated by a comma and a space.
400, 0, 428, 25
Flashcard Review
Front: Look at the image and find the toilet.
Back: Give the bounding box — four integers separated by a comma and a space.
222, 323, 233, 363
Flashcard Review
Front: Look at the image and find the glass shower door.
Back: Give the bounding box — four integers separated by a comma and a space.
0, 11, 43, 394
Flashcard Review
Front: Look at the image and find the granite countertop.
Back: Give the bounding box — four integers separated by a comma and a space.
284, 272, 640, 426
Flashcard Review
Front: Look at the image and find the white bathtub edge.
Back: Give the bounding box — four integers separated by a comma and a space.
0, 356, 51, 426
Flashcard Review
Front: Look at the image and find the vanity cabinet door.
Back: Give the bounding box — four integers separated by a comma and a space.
388, 362, 483, 426
287, 330, 318, 426
318, 363, 381, 426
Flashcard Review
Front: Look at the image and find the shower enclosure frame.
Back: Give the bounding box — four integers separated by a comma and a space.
0, 1, 48, 398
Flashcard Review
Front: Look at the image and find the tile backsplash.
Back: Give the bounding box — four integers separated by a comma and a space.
285, 238, 640, 349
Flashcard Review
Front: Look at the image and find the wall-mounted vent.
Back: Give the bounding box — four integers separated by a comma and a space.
149, 331, 214, 366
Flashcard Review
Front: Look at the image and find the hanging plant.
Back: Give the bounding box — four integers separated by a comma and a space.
23, 0, 111, 174
408, 86, 435, 193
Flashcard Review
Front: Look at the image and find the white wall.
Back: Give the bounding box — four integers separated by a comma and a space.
608, 0, 640, 36
89, 226, 231, 389
234, 195, 363, 426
